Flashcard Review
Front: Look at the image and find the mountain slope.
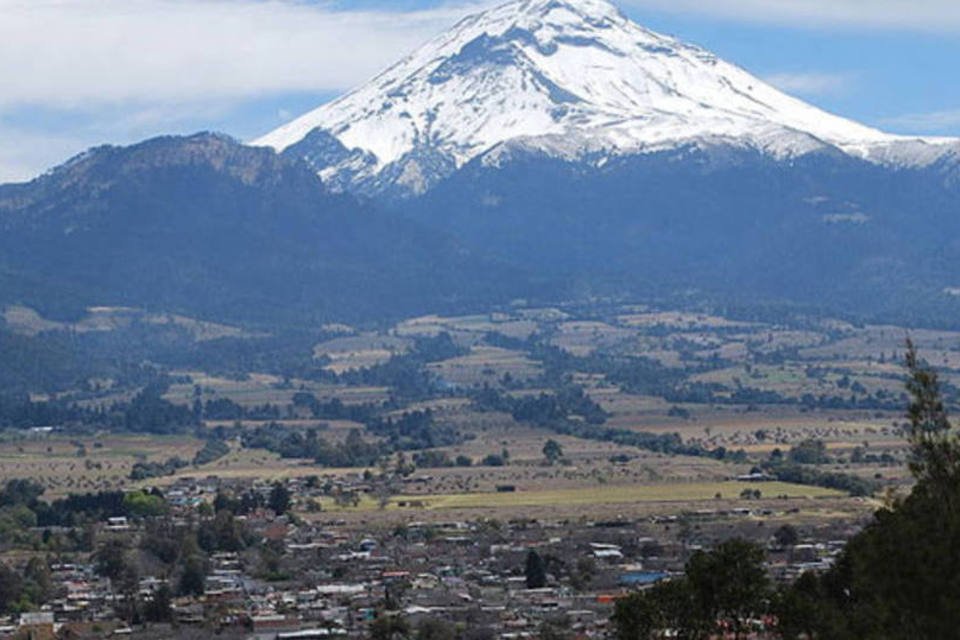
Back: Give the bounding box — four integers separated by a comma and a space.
255, 0, 957, 196
3, 0, 958, 332
0, 134, 538, 327
397, 142, 960, 325
248, 0, 960, 327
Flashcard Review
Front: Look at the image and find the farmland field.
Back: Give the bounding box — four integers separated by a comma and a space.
0, 301, 941, 524
385, 480, 844, 510
0, 434, 205, 496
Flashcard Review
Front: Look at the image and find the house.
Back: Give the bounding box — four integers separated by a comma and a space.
737, 472, 774, 482
17, 612, 55, 640
250, 613, 301, 638
105, 517, 129, 531
618, 571, 669, 588
590, 543, 623, 561
277, 629, 346, 639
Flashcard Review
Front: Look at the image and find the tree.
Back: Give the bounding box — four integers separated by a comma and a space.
268, 481, 291, 516
395, 452, 416, 477
123, 490, 167, 517
774, 572, 836, 640
614, 539, 770, 640
773, 524, 799, 548
904, 338, 960, 494
0, 563, 23, 614
525, 550, 547, 589
213, 490, 237, 514
416, 617, 456, 640
481, 453, 505, 467
773, 342, 960, 638
542, 439, 564, 465
21, 557, 53, 608
611, 591, 660, 640
178, 555, 207, 597
143, 584, 173, 623
375, 478, 398, 510
370, 613, 410, 640
612, 578, 700, 640
0, 479, 44, 508
539, 617, 573, 640
650, 578, 702, 638
334, 489, 360, 508
570, 557, 596, 591
787, 439, 829, 465
685, 539, 769, 640
198, 509, 248, 553
258, 539, 286, 580
94, 539, 129, 581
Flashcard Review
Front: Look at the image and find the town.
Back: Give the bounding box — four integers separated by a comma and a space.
0, 459, 869, 640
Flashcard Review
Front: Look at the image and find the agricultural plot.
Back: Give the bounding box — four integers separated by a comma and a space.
395, 313, 539, 340
3, 304, 253, 341
387, 480, 844, 510
427, 346, 541, 386
166, 371, 291, 406
2, 302, 946, 521
167, 373, 390, 409
551, 321, 635, 356
313, 334, 412, 373
0, 434, 204, 496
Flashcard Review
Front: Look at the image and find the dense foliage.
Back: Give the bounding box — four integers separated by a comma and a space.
243, 424, 383, 467
612, 539, 770, 640
774, 340, 960, 637
0, 377, 197, 434
471, 384, 727, 460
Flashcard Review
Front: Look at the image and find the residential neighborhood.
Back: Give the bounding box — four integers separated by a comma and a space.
0, 472, 857, 640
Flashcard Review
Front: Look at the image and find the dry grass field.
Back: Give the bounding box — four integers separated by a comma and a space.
3, 304, 253, 341
306, 481, 854, 525
0, 434, 204, 496
313, 334, 412, 373
166, 373, 391, 408
385, 480, 843, 510
395, 314, 539, 340
427, 346, 541, 386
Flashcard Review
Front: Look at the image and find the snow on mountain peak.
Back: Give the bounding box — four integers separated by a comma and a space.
254, 0, 957, 194
500, 0, 624, 21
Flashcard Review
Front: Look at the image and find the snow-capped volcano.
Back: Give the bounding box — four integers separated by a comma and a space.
255, 0, 956, 195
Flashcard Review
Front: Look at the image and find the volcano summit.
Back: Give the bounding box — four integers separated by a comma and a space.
257, 0, 957, 196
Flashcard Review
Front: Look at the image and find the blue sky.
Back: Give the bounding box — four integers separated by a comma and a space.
1, 0, 959, 182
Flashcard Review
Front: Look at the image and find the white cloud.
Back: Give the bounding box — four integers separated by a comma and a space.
0, 128, 89, 183
0, 0, 496, 181
880, 109, 960, 134
763, 73, 852, 97
1, 0, 956, 111
0, 98, 248, 182
1, 0, 956, 182
620, 0, 960, 32
0, 0, 491, 108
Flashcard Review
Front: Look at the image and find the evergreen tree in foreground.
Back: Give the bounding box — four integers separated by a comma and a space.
613, 539, 768, 640
776, 339, 960, 638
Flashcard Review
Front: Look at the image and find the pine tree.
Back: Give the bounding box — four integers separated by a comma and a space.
525, 550, 547, 589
